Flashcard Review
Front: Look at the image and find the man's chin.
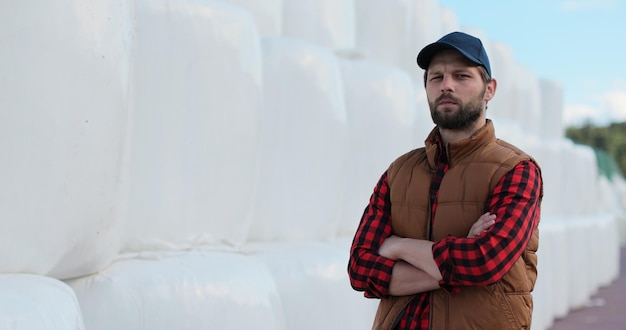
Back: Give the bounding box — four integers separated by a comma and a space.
436, 105, 459, 113
434, 109, 458, 120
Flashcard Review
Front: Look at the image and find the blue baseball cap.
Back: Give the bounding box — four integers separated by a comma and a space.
417, 31, 491, 77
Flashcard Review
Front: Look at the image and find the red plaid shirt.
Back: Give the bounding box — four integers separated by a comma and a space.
348, 146, 542, 329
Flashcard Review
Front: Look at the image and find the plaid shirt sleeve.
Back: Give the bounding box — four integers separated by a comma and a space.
432, 160, 542, 287
347, 171, 397, 298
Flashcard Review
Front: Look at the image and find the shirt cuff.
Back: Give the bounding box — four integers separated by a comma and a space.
366, 257, 397, 298
433, 235, 461, 296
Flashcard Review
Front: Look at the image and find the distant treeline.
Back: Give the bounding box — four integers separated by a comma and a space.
566, 121, 626, 178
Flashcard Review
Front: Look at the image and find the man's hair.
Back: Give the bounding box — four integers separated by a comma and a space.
422, 65, 492, 87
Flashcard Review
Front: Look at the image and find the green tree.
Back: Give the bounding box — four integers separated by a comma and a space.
566, 121, 626, 178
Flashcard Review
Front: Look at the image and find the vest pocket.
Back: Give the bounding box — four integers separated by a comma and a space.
372, 295, 414, 330
434, 284, 531, 329
495, 283, 532, 329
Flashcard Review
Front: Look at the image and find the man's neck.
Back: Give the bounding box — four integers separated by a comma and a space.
439, 118, 487, 146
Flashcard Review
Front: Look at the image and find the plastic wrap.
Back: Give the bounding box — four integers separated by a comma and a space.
524, 138, 564, 217
282, 0, 355, 51
490, 116, 528, 149
439, 5, 460, 33
533, 220, 558, 330
223, 0, 283, 36
249, 37, 348, 242
412, 82, 436, 141
124, 0, 262, 251
247, 240, 379, 330
488, 42, 517, 120
337, 58, 415, 235
513, 65, 543, 136
67, 251, 284, 330
539, 79, 565, 139
353, 0, 414, 68
410, 0, 442, 80
575, 144, 600, 214
0, 0, 132, 279
0, 274, 85, 329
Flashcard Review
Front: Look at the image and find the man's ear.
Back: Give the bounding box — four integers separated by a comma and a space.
484, 78, 497, 101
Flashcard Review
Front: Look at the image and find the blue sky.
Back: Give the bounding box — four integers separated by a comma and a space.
438, 0, 626, 127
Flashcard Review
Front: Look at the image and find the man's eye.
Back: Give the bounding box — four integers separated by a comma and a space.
430, 76, 442, 81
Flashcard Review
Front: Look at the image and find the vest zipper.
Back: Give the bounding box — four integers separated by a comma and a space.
391, 310, 403, 329
427, 193, 435, 329
427, 193, 435, 239
445, 292, 450, 329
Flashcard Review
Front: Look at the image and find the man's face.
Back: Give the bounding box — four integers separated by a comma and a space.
425, 49, 495, 130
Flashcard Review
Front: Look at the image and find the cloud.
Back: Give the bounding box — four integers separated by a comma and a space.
560, 0, 616, 11
564, 86, 626, 126
563, 104, 605, 126
603, 90, 626, 122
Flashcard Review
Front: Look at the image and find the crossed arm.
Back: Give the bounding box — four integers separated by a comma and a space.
347, 161, 541, 298
378, 213, 496, 296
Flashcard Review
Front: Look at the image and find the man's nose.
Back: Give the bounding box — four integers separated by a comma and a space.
440, 75, 454, 92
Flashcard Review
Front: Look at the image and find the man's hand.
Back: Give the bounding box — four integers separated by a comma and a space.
467, 212, 496, 238
378, 235, 442, 281
378, 235, 403, 260
379, 236, 441, 295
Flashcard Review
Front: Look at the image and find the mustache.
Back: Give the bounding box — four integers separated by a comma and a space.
435, 93, 462, 105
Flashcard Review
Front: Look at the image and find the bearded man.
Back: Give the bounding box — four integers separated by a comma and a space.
347, 31, 544, 330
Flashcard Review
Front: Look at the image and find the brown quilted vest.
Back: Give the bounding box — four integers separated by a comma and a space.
372, 120, 542, 330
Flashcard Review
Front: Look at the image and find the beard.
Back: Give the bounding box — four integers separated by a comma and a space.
428, 89, 486, 130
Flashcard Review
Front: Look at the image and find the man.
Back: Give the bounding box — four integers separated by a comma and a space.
347, 31, 543, 330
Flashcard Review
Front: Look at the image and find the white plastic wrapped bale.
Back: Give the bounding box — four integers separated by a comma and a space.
419, 30, 517, 146
538, 79, 565, 140
532, 220, 560, 330
0, 0, 132, 279
587, 214, 604, 292
513, 65, 542, 136
223, 0, 283, 36
413, 0, 443, 47
565, 216, 596, 309
439, 5, 460, 33
125, 0, 262, 251
411, 0, 443, 81
570, 144, 599, 215
592, 213, 620, 287
568, 214, 620, 307
615, 176, 626, 210
337, 58, 415, 236
488, 42, 517, 120
490, 116, 528, 150
557, 140, 597, 216
412, 82, 436, 141
597, 175, 624, 213
620, 210, 626, 246
353, 0, 415, 69
249, 37, 348, 242
247, 240, 379, 330
0, 274, 85, 329
539, 218, 571, 320
524, 138, 564, 217
533, 215, 618, 329
66, 251, 284, 330
282, 0, 355, 51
